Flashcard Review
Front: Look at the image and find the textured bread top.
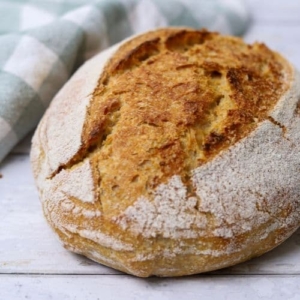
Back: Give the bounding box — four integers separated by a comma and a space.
33, 28, 292, 213
31, 28, 300, 277
44, 28, 290, 214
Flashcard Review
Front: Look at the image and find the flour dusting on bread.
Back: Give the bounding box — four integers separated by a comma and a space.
31, 28, 300, 277
116, 175, 207, 239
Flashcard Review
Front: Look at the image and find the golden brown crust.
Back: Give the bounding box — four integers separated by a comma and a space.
73, 28, 289, 215
31, 28, 300, 277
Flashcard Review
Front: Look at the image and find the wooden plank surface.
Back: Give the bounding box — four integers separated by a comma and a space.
0, 275, 299, 300
1, 0, 300, 298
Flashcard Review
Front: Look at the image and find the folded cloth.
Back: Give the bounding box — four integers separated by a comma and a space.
0, 0, 250, 163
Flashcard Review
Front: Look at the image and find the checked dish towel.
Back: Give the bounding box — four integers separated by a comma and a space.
0, 0, 250, 163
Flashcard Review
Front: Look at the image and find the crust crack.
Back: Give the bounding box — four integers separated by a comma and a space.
46, 28, 290, 216
267, 115, 287, 136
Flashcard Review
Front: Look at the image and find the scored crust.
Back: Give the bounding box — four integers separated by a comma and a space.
31, 28, 300, 277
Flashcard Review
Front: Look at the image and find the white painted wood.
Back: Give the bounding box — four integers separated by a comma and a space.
1, 1, 300, 297
0, 275, 299, 300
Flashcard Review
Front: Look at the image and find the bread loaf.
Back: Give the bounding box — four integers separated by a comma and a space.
31, 28, 300, 277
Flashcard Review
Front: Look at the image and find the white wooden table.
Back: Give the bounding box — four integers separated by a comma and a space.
1, 1, 300, 299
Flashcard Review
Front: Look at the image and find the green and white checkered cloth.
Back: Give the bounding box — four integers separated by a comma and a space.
0, 0, 250, 163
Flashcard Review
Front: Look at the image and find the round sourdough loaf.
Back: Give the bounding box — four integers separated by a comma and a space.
31, 28, 300, 277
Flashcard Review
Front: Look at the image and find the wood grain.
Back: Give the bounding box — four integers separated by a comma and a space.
1, 0, 300, 296
0, 275, 299, 300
